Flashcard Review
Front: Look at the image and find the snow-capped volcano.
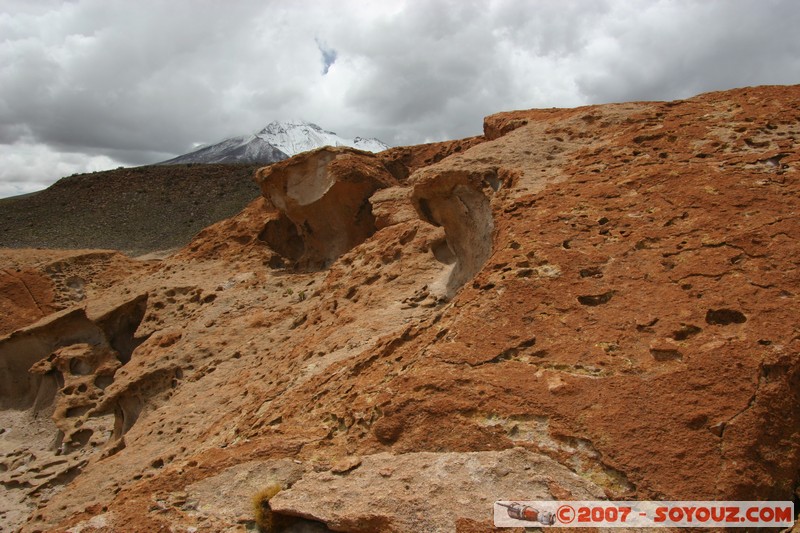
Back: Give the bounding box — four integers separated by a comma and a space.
160, 120, 389, 165
257, 120, 388, 156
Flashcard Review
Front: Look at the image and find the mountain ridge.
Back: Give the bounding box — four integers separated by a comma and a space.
160, 119, 389, 165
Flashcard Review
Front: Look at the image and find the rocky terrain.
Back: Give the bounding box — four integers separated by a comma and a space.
0, 85, 799, 532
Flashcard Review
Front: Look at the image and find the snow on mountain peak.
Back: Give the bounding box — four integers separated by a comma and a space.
258, 119, 325, 136
160, 120, 389, 166
256, 119, 388, 156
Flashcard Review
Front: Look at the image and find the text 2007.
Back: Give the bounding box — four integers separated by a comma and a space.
577, 506, 632, 523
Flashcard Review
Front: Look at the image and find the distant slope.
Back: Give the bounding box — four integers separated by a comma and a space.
160, 120, 389, 165
160, 136, 289, 165
0, 164, 261, 255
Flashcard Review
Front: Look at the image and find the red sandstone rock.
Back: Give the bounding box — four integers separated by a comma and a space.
1, 85, 799, 532
254, 147, 397, 269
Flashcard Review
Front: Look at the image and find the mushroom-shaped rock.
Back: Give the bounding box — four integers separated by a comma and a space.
254, 147, 396, 269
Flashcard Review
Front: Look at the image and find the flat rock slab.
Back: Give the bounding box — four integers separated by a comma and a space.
186, 458, 306, 527
270, 448, 605, 532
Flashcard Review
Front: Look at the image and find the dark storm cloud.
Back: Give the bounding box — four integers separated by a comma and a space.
1, 0, 799, 196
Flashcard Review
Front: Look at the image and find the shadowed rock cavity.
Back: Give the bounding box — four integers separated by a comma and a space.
411, 170, 496, 297
112, 395, 142, 440
258, 212, 305, 262
254, 147, 396, 269
94, 294, 149, 364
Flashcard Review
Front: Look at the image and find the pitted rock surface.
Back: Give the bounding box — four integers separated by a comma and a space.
1, 85, 799, 532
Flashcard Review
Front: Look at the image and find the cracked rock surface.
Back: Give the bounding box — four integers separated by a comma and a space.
1, 85, 799, 532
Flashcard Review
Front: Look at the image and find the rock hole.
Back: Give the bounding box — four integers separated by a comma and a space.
31, 371, 63, 416
759, 361, 789, 383
579, 267, 603, 278
485, 173, 501, 192
518, 337, 536, 349
430, 238, 456, 265
671, 324, 702, 341
577, 291, 615, 306
686, 414, 708, 430
744, 138, 770, 148
66, 405, 92, 418
258, 213, 305, 261
650, 348, 682, 362
112, 395, 143, 440
70, 428, 93, 447
94, 375, 113, 390
762, 153, 788, 167
95, 294, 149, 365
69, 358, 93, 376
398, 227, 417, 245
417, 199, 436, 226
705, 309, 747, 325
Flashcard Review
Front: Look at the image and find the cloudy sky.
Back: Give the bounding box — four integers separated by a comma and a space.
1, 0, 799, 197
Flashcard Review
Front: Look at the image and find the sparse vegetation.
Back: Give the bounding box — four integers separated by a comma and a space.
0, 163, 262, 255
251, 484, 282, 532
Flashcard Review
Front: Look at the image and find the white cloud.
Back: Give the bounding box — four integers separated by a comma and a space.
0, 141, 123, 197
0, 0, 799, 197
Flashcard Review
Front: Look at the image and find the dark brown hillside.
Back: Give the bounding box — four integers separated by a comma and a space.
0, 164, 261, 255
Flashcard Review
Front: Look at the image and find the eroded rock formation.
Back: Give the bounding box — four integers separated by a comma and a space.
254, 147, 397, 269
1, 85, 799, 532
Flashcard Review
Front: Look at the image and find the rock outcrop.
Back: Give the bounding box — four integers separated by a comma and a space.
0, 268, 56, 336
1, 85, 799, 532
254, 147, 397, 269
269, 448, 605, 532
